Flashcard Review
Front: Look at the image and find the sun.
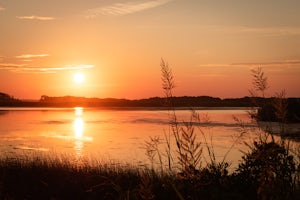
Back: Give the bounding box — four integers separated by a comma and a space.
73, 73, 85, 83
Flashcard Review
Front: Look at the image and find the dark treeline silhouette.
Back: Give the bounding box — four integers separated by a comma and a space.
1, 92, 299, 122
0, 92, 20, 105
0, 93, 259, 107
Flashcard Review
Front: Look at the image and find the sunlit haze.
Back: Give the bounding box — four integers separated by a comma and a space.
0, 0, 299, 99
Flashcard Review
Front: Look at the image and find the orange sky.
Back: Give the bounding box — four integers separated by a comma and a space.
1, 0, 300, 99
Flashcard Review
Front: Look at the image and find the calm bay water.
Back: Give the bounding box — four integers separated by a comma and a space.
0, 107, 296, 169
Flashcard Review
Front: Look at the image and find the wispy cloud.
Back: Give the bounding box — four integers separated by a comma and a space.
0, 6, 5, 11
0, 63, 94, 73
198, 25, 300, 37
210, 25, 300, 36
231, 60, 300, 67
86, 0, 172, 18
195, 60, 300, 78
198, 60, 300, 73
199, 60, 300, 68
16, 15, 56, 21
0, 63, 25, 68
237, 27, 300, 36
16, 54, 50, 59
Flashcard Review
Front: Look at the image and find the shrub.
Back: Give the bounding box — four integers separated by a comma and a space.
235, 139, 296, 199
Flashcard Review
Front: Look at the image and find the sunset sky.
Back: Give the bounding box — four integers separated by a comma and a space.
1, 0, 300, 100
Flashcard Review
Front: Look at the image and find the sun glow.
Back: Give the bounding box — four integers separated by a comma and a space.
73, 73, 85, 83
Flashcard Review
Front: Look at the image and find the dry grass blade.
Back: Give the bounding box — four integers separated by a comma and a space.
160, 58, 182, 165
160, 58, 175, 99
251, 67, 269, 97
144, 136, 163, 171
177, 121, 202, 175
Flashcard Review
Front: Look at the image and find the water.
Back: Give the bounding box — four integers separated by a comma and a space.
0, 107, 297, 170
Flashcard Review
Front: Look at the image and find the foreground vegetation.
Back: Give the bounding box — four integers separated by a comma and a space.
0, 60, 299, 199
0, 138, 299, 200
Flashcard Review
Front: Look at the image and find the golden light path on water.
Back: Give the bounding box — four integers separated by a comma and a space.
74, 116, 84, 139
73, 107, 92, 157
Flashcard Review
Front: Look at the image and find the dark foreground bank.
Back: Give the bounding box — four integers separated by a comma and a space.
1, 140, 299, 200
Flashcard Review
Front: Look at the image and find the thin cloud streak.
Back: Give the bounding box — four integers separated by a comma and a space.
86, 0, 172, 18
16, 54, 50, 59
16, 15, 56, 21
201, 25, 300, 36
238, 27, 300, 36
199, 60, 300, 68
198, 60, 300, 73
231, 60, 300, 66
0, 6, 5, 11
0, 64, 94, 73
0, 63, 25, 68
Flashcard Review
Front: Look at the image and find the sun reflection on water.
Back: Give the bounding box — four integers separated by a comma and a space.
73, 107, 85, 156
74, 117, 84, 139
72, 107, 94, 156
74, 107, 83, 116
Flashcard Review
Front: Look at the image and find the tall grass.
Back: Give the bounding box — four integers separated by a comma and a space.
143, 61, 300, 199
239, 66, 300, 199
160, 59, 205, 176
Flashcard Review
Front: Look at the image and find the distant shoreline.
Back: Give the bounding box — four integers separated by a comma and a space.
3, 94, 299, 107
1, 94, 299, 122
0, 106, 251, 111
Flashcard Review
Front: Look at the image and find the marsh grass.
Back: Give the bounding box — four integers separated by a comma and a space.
155, 59, 231, 173
141, 62, 300, 199
0, 154, 155, 199
237, 66, 300, 199
1, 150, 299, 200
0, 154, 239, 199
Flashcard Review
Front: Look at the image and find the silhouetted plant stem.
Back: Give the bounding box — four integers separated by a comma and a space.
274, 90, 288, 134
160, 58, 181, 169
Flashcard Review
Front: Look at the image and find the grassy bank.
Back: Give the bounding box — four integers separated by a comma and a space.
0, 143, 299, 200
